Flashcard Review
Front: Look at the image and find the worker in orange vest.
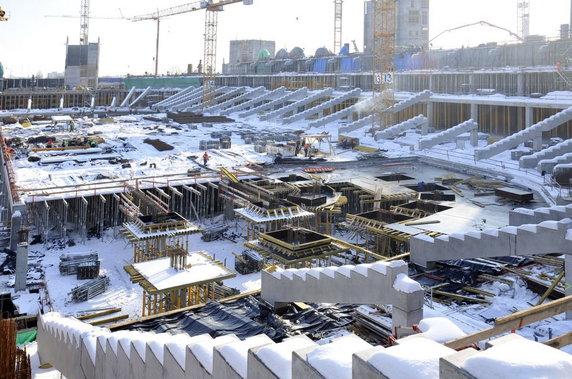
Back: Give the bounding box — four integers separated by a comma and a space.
203, 151, 210, 165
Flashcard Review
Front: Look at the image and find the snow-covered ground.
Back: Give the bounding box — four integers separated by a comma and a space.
1, 101, 571, 355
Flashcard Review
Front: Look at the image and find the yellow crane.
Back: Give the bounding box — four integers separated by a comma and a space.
133, 0, 253, 106
0, 6, 8, 21
371, 0, 396, 133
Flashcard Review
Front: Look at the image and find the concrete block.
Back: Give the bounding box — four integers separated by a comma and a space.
129, 341, 147, 379
292, 345, 325, 379
80, 337, 96, 379
95, 337, 107, 379
212, 348, 244, 379
104, 340, 120, 379
162, 345, 186, 379
439, 348, 479, 379
392, 306, 423, 330
352, 347, 387, 379
187, 335, 240, 378
248, 335, 315, 379
145, 344, 164, 379
116, 340, 132, 379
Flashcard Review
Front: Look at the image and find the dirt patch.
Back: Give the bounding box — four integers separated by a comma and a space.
143, 138, 174, 151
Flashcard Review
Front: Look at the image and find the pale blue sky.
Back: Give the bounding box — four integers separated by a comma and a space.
0, 0, 569, 77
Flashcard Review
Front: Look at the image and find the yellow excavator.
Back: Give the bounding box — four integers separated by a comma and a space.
0, 6, 8, 21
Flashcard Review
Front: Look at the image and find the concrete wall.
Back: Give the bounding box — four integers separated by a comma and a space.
37, 312, 571, 379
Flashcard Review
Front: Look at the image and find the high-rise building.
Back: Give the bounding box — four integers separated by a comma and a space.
364, 0, 429, 53
64, 42, 100, 89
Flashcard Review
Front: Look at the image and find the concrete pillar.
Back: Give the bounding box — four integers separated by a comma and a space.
14, 242, 28, 292
428, 74, 434, 92
566, 254, 572, 320
470, 103, 478, 124
470, 129, 478, 147
525, 106, 534, 128
533, 134, 543, 151
10, 203, 25, 251
426, 101, 434, 130
517, 72, 525, 96
468, 74, 475, 94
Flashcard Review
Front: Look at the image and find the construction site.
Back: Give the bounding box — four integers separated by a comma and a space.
1, 1, 572, 378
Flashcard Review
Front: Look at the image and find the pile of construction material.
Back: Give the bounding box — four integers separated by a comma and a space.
59, 253, 100, 279
68, 276, 110, 302
234, 250, 265, 275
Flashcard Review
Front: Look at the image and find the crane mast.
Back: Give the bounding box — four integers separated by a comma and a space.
333, 0, 343, 54
372, 0, 396, 133
133, 0, 252, 107
80, 0, 90, 44
517, 0, 530, 40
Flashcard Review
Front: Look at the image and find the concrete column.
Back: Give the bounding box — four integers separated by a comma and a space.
566, 254, 572, 320
532, 135, 543, 151
470, 103, 478, 124
9, 206, 23, 252
517, 72, 525, 96
14, 242, 28, 292
426, 101, 434, 130
470, 129, 478, 147
525, 106, 533, 128
468, 74, 475, 94
428, 74, 434, 92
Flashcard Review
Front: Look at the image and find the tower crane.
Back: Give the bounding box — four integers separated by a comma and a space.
517, 0, 530, 40
0, 6, 8, 21
333, 0, 343, 54
371, 0, 396, 133
80, 0, 89, 44
133, 0, 253, 106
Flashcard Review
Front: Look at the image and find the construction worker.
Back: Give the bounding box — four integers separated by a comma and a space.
46, 140, 53, 148
304, 143, 310, 157
203, 151, 210, 165
88, 139, 97, 148
62, 140, 69, 148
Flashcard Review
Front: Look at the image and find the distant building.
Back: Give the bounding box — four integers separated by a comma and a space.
364, 0, 429, 53
229, 40, 275, 65
64, 42, 100, 89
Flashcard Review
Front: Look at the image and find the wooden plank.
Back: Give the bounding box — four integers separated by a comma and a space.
89, 314, 129, 326
543, 331, 572, 349
433, 290, 491, 304
445, 295, 572, 349
77, 308, 122, 320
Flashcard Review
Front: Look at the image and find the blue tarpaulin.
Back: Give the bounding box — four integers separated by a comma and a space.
313, 59, 328, 73
340, 57, 360, 72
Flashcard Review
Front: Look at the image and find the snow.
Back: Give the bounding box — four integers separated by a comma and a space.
147, 332, 174, 364
190, 334, 238, 374
368, 337, 456, 379
219, 334, 274, 378
463, 338, 572, 379
353, 263, 372, 277
307, 335, 371, 379
393, 273, 423, 293
132, 251, 234, 291
257, 337, 315, 379
418, 317, 467, 343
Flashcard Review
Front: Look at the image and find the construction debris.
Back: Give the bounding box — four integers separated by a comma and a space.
59, 253, 99, 277
68, 276, 111, 302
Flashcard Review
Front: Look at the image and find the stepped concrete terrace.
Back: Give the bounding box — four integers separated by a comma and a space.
38, 312, 571, 379
388, 90, 432, 113
418, 119, 478, 150
239, 87, 308, 118
153, 85, 198, 109
520, 138, 572, 169
338, 114, 380, 134
308, 100, 362, 128
155, 86, 203, 111
374, 114, 428, 141
537, 152, 572, 174
205, 86, 265, 115
129, 86, 152, 107
509, 203, 572, 226
475, 106, 572, 160
261, 260, 424, 331
200, 86, 248, 114
186, 87, 238, 113
220, 87, 283, 116
120, 86, 137, 107
259, 88, 334, 121
281, 88, 362, 124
